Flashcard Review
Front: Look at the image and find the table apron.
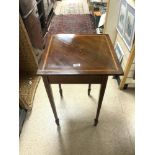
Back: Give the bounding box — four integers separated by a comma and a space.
47, 75, 108, 84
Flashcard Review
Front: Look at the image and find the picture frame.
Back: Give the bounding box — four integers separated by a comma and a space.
115, 42, 124, 63
123, 3, 135, 50
116, 0, 127, 37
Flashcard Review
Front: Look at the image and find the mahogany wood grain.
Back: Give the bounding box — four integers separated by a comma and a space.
38, 34, 123, 75
48, 75, 104, 84
37, 34, 123, 126
42, 76, 59, 126
94, 76, 108, 126
22, 6, 43, 49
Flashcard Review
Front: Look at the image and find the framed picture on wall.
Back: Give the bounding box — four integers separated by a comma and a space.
116, 0, 127, 37
123, 3, 135, 50
115, 42, 124, 63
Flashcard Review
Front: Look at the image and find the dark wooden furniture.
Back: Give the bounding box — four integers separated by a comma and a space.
37, 34, 123, 126
41, 0, 55, 29
19, 0, 56, 50
20, 0, 43, 49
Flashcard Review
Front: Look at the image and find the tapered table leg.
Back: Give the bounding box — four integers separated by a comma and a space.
88, 84, 91, 96
59, 84, 63, 97
94, 76, 108, 126
43, 76, 60, 126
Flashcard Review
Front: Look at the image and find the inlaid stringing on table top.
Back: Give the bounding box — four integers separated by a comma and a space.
37, 34, 123, 75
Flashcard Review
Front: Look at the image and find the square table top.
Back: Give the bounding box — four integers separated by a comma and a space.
37, 34, 123, 75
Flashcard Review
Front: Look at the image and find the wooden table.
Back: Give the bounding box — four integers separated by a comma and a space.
37, 34, 123, 126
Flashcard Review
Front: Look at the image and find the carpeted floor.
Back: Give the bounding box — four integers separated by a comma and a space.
49, 14, 96, 34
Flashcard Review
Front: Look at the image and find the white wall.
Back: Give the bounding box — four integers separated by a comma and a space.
104, 0, 121, 44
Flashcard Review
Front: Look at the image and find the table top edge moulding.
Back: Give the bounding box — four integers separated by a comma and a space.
37, 34, 123, 76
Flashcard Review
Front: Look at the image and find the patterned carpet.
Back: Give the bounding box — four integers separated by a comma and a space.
49, 14, 96, 34
54, 0, 89, 15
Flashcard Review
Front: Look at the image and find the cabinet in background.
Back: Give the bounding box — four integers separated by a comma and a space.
20, 0, 43, 50
19, 0, 56, 50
